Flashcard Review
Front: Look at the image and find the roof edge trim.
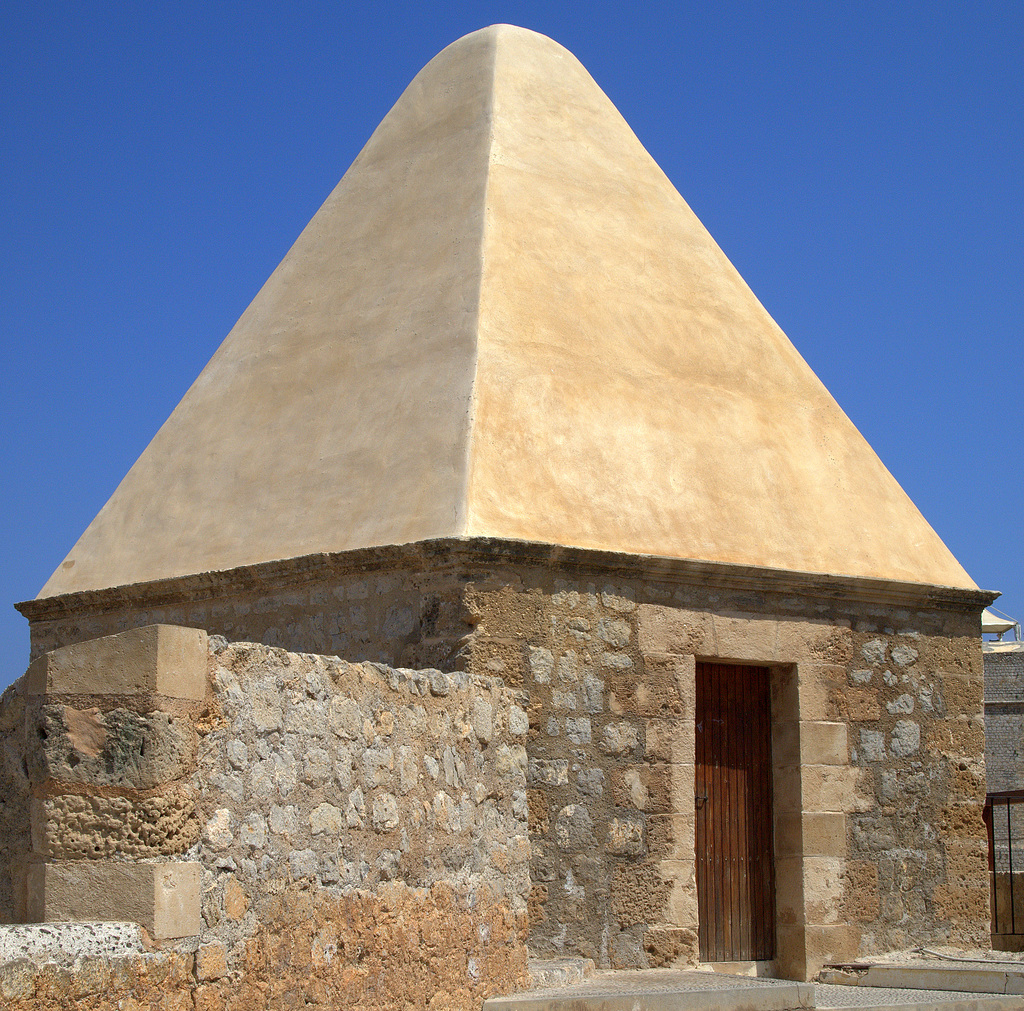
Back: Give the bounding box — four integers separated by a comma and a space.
17, 536, 998, 624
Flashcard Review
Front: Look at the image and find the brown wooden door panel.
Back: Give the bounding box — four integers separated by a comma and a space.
696, 662, 775, 961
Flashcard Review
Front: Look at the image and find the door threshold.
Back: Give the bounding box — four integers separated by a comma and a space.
697, 960, 776, 977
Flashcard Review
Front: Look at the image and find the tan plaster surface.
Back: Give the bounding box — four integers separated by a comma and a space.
41, 25, 974, 597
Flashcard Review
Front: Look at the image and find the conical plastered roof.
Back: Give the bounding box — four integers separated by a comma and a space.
40, 25, 975, 597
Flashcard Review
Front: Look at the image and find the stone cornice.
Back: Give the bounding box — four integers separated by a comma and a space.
17, 536, 997, 622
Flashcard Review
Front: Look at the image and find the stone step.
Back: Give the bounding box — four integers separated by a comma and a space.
527, 958, 596, 988
821, 961, 1024, 996
815, 981, 1024, 1011
483, 969, 814, 1011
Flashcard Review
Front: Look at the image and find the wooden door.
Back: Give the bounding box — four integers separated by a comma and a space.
695, 662, 775, 961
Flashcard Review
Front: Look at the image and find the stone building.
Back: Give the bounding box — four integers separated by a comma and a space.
1, 24, 996, 1008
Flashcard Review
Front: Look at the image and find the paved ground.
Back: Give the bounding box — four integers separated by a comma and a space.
815, 983, 1013, 1007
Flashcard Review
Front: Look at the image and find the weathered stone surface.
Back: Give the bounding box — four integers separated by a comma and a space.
26, 705, 195, 790
32, 787, 199, 859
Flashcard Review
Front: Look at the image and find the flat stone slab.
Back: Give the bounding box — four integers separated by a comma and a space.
0, 922, 146, 966
816, 982, 1024, 1010
483, 969, 814, 1011
848, 962, 1024, 996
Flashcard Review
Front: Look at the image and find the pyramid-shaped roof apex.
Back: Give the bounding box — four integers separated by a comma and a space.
39, 26, 975, 597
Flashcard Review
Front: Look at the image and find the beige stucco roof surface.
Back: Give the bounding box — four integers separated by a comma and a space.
39, 25, 976, 598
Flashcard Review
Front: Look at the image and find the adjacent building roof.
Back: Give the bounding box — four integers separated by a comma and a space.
39, 25, 976, 598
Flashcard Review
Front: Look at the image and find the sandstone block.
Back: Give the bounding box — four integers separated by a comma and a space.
32, 787, 199, 859
646, 813, 694, 861
643, 926, 699, 968
842, 860, 879, 922
26, 861, 201, 938
25, 625, 207, 701
645, 718, 693, 764
802, 924, 861, 979
710, 614, 779, 662
636, 606, 711, 656
799, 721, 848, 766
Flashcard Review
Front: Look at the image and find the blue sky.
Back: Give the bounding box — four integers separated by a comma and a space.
2, 2, 1021, 688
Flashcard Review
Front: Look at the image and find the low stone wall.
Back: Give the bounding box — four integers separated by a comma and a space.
0, 628, 530, 1009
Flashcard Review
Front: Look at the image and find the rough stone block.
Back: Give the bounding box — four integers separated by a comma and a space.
24, 626, 207, 702
195, 941, 228, 981
798, 721, 848, 766
842, 687, 881, 722
26, 861, 201, 938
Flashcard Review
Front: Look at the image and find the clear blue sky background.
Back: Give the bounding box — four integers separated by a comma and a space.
2, 2, 1021, 689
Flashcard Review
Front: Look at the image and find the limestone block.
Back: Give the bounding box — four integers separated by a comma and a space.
801, 924, 862, 978
636, 606, 712, 656
793, 663, 846, 722
709, 614, 778, 662
26, 861, 201, 938
659, 860, 697, 928
772, 720, 801, 767
798, 721, 848, 766
774, 856, 805, 926
801, 856, 846, 924
773, 765, 803, 815
800, 812, 847, 857
799, 765, 857, 814
24, 626, 207, 702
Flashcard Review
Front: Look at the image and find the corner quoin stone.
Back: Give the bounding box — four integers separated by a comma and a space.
24, 625, 207, 701
25, 861, 201, 939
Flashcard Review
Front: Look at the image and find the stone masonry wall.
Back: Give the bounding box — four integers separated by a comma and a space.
456, 570, 989, 978
15, 542, 993, 982
0, 632, 530, 1009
